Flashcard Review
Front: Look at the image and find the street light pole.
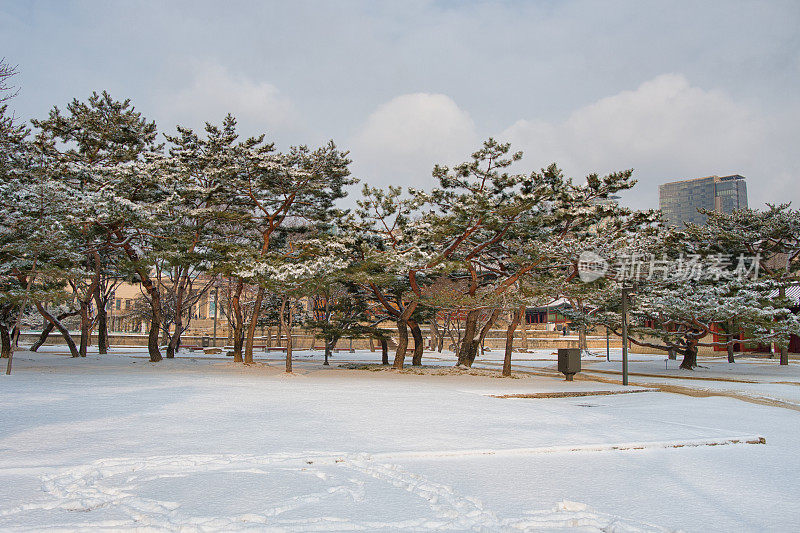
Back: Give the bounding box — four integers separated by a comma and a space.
621, 286, 630, 386
212, 288, 218, 347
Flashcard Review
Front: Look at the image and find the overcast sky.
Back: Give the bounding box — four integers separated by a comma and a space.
2, 0, 798, 210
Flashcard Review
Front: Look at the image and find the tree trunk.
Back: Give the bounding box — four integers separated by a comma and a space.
727, 342, 736, 364
282, 298, 293, 373
167, 273, 190, 359
456, 309, 480, 367
503, 308, 524, 376
161, 323, 170, 346
93, 286, 109, 354
394, 318, 409, 369
392, 302, 417, 370
460, 308, 500, 368
244, 286, 265, 364
409, 319, 424, 366
579, 324, 588, 354
96, 305, 108, 354
519, 305, 529, 352
140, 275, 163, 363
113, 230, 161, 362
233, 325, 244, 361
286, 329, 293, 373
231, 281, 245, 362
34, 324, 53, 350
380, 337, 388, 365
679, 342, 698, 370
165, 320, 176, 359
477, 309, 499, 350
147, 307, 162, 362
35, 303, 80, 358
166, 310, 180, 359
0, 327, 10, 358
324, 337, 333, 366
31, 309, 80, 351
78, 301, 90, 357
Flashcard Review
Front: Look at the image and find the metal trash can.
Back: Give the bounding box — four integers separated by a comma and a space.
558, 348, 581, 381
201, 336, 210, 348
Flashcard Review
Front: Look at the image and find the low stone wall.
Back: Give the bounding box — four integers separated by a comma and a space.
19, 329, 780, 358
17, 329, 623, 353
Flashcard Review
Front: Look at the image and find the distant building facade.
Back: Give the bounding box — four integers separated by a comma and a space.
659, 174, 748, 227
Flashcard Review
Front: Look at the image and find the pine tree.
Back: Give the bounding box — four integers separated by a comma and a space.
581, 224, 800, 370
412, 139, 639, 368
349, 185, 434, 368
1, 104, 80, 367
223, 131, 355, 364
686, 205, 800, 365
31, 91, 159, 357
148, 117, 247, 358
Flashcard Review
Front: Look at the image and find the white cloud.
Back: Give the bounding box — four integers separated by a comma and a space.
501, 74, 796, 210
160, 62, 298, 139
349, 93, 478, 190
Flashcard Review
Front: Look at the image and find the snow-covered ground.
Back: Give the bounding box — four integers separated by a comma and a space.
1, 347, 799, 531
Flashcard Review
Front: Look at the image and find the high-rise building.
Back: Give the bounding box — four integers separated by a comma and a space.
659, 174, 747, 227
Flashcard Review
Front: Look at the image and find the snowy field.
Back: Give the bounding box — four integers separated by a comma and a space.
2, 347, 800, 531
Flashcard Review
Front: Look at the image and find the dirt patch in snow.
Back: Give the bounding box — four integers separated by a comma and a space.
337, 363, 525, 379
489, 389, 656, 399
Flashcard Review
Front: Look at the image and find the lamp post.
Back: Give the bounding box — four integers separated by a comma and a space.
212, 287, 218, 347
621, 286, 630, 385
620, 283, 638, 386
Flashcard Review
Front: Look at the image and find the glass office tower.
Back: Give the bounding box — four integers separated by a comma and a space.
659, 175, 748, 227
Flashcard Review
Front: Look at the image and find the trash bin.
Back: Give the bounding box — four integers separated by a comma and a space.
557, 348, 581, 381
201, 336, 210, 348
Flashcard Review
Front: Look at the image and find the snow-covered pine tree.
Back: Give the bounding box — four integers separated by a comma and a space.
303, 277, 378, 367
1, 103, 80, 366
411, 138, 639, 368
583, 223, 800, 370
685, 205, 800, 365
245, 225, 352, 371
549, 205, 662, 357
151, 116, 247, 358
31, 91, 159, 357
225, 134, 355, 364
349, 185, 434, 368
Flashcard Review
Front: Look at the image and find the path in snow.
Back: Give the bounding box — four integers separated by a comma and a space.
1, 453, 670, 532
